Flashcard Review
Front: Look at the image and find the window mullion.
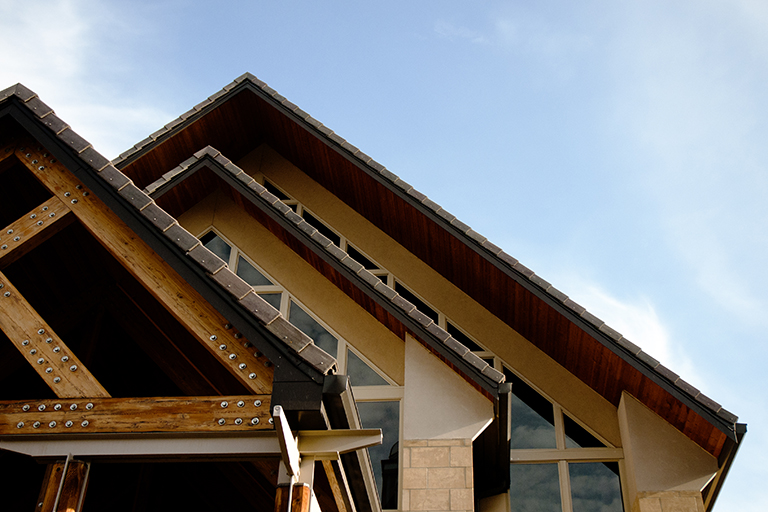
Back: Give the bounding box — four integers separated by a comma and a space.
554, 405, 566, 450
559, 460, 572, 512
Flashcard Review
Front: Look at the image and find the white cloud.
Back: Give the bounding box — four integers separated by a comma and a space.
434, 20, 490, 45
0, 0, 173, 158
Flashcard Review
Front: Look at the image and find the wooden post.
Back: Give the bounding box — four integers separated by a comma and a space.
275, 483, 312, 512
35, 459, 89, 512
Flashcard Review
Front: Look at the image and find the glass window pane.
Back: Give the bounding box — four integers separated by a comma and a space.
288, 301, 338, 358
264, 180, 291, 201
201, 232, 231, 263
569, 462, 623, 512
564, 415, 605, 449
347, 350, 389, 386
259, 293, 282, 311
358, 401, 399, 510
236, 256, 273, 287
505, 370, 556, 449
509, 464, 562, 512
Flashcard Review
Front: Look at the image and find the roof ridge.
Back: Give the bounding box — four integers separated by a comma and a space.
104, 73, 735, 424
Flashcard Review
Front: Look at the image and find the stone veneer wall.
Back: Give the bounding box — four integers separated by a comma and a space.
633, 491, 705, 512
401, 439, 474, 512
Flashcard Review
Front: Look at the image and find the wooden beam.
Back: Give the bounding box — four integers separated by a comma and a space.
0, 196, 73, 268
35, 459, 90, 512
14, 143, 274, 394
322, 460, 355, 512
0, 395, 272, 434
0, 271, 109, 398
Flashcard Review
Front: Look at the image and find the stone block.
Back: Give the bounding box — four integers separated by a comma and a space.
410, 489, 450, 511
427, 467, 465, 489
450, 489, 473, 511
403, 468, 427, 489
428, 439, 463, 447
450, 446, 472, 467
411, 447, 450, 468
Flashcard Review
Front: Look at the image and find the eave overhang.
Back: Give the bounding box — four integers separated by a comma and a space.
111, 74, 743, 462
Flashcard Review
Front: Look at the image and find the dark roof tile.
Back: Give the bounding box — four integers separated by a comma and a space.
11, 83, 36, 101
41, 113, 68, 134
392, 295, 416, 314
24, 96, 53, 118
598, 323, 622, 342
421, 198, 442, 213
326, 243, 347, 261
580, 311, 605, 329
98, 164, 132, 191
296, 220, 318, 237
296, 343, 337, 374
282, 99, 299, 112
374, 281, 397, 300
368, 160, 386, 173
358, 269, 383, 288
118, 183, 153, 210
392, 178, 412, 192
210, 268, 253, 300
674, 378, 700, 397
163, 223, 200, 253
717, 408, 739, 424
310, 230, 332, 248
497, 251, 519, 267
293, 107, 311, 120
194, 98, 213, 112
546, 286, 568, 303
444, 336, 469, 357
462, 351, 489, 373
380, 169, 399, 182
450, 218, 471, 234
482, 365, 505, 383
284, 210, 303, 225
637, 351, 660, 369
239, 292, 280, 325
187, 244, 227, 274
140, 202, 176, 232
435, 208, 456, 224
247, 181, 267, 195
427, 322, 451, 342
465, 229, 487, 245
563, 298, 586, 315
266, 317, 313, 352
655, 364, 679, 382
340, 256, 364, 274
79, 147, 110, 171
530, 274, 551, 290
695, 393, 722, 413
273, 201, 293, 216
355, 150, 372, 164
481, 240, 503, 256
260, 190, 279, 205
512, 262, 534, 279
617, 337, 642, 355
57, 128, 91, 153
408, 308, 433, 328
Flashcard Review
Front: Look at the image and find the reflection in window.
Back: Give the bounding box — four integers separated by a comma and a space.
507, 371, 557, 449
288, 301, 338, 358
569, 463, 623, 512
564, 415, 604, 449
510, 464, 562, 512
236, 256, 273, 287
358, 401, 399, 510
201, 231, 231, 262
347, 350, 388, 386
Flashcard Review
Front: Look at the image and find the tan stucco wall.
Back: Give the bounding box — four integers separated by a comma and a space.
176, 189, 406, 384
618, 392, 717, 507
234, 144, 621, 446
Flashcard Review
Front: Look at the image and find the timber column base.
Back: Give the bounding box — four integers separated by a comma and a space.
632, 491, 705, 512
275, 483, 312, 512
36, 460, 90, 512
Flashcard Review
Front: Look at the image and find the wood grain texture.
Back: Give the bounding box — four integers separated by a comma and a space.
0, 396, 272, 434
0, 195, 73, 268
0, 271, 109, 398
15, 143, 274, 394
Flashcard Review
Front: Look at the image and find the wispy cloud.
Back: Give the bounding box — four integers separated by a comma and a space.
434, 20, 490, 45
0, 0, 173, 158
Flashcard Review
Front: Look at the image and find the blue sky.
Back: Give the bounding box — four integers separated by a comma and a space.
1, 1, 766, 510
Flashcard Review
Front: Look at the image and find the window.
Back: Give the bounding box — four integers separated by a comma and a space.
200, 229, 402, 509
505, 370, 624, 512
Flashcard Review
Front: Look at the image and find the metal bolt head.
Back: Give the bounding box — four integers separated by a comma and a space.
1, 245, 6, 250
38, 404, 46, 411
220, 401, 228, 408
53, 347, 60, 353
237, 400, 245, 408
37, 329, 45, 334
0, 283, 3, 288
85, 403, 94, 410
76, 185, 82, 189
48, 421, 56, 428
36, 357, 44, 365
70, 404, 77, 411
210, 335, 218, 341
6, 229, 12, 234
71, 199, 78, 204
22, 339, 29, 346
224, 323, 232, 329
45, 337, 52, 344
228, 353, 236, 360
16, 422, 24, 428
251, 417, 260, 425
32, 159, 38, 164
42, 206, 48, 211
61, 356, 69, 362
13, 236, 20, 242
235, 418, 243, 425
248, 373, 256, 380
238, 363, 246, 370
65, 421, 73, 428
254, 400, 262, 407
81, 420, 89, 427
268, 418, 274, 425
33, 421, 41, 429
218, 343, 227, 350
243, 341, 252, 348
54, 404, 62, 411
234, 333, 243, 339
37, 221, 43, 226
70, 364, 77, 372
64, 192, 71, 197
30, 214, 36, 219
218, 418, 226, 426
22, 404, 30, 412
49, 212, 55, 218
30, 349, 37, 355
45, 367, 52, 374
53, 377, 61, 383
3, 292, 9, 297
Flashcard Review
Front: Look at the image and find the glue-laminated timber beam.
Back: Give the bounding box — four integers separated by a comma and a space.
0, 195, 73, 268
0, 271, 109, 398
36, 459, 89, 512
0, 396, 272, 434
13, 142, 274, 394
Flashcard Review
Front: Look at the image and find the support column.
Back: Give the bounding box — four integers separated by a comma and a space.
35, 459, 89, 512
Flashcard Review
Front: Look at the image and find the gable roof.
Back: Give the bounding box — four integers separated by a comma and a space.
109, 73, 743, 458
